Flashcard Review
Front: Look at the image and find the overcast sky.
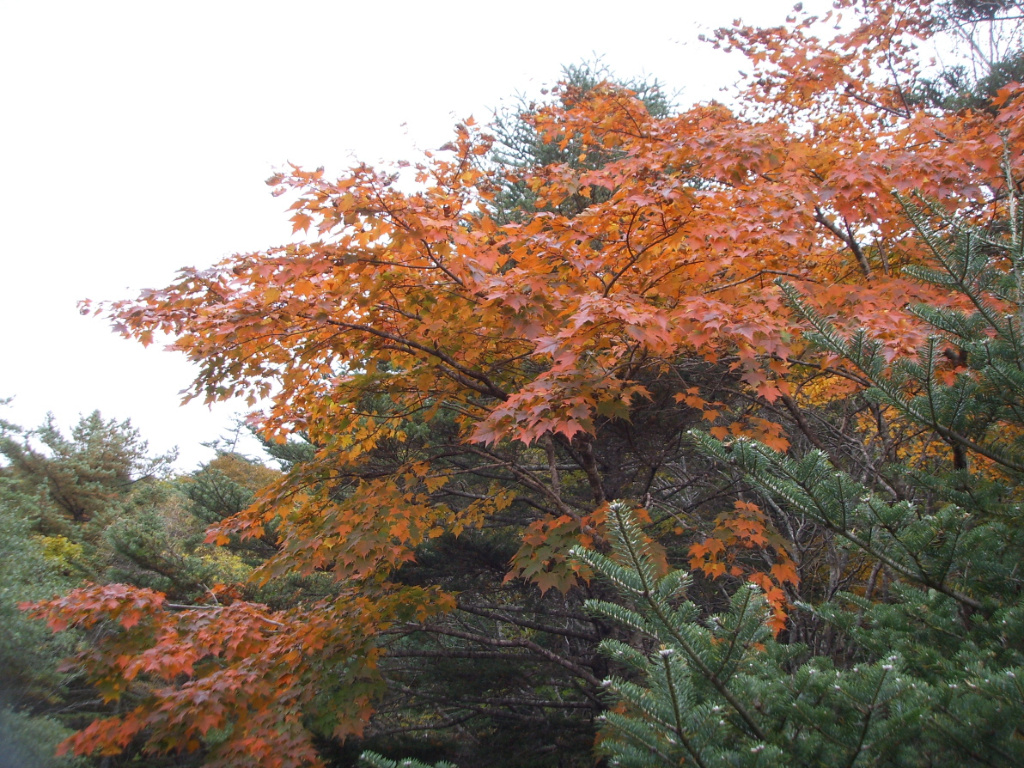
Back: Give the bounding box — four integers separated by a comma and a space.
0, 0, 803, 469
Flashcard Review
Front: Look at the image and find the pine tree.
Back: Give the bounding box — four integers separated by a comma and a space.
0, 478, 85, 768
488, 60, 669, 223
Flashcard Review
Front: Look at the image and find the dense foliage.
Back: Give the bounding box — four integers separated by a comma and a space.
14, 0, 1024, 765
575, 193, 1024, 763
0, 413, 282, 767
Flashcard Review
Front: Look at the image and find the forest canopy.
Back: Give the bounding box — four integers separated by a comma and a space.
12, 1, 1024, 766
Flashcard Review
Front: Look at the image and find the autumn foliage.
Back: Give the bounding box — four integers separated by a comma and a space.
39, 0, 1024, 764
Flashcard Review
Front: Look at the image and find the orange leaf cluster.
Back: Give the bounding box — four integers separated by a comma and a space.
688, 501, 800, 635
29, 581, 454, 766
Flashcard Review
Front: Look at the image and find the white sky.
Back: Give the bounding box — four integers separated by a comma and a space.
0, 0, 801, 470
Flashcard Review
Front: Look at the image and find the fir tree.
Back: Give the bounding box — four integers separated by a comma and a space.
567, 195, 1024, 766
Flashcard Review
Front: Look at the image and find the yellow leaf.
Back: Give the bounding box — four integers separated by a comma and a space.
424, 475, 449, 493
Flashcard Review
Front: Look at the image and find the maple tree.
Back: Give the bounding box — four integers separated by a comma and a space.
36, 0, 1024, 764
